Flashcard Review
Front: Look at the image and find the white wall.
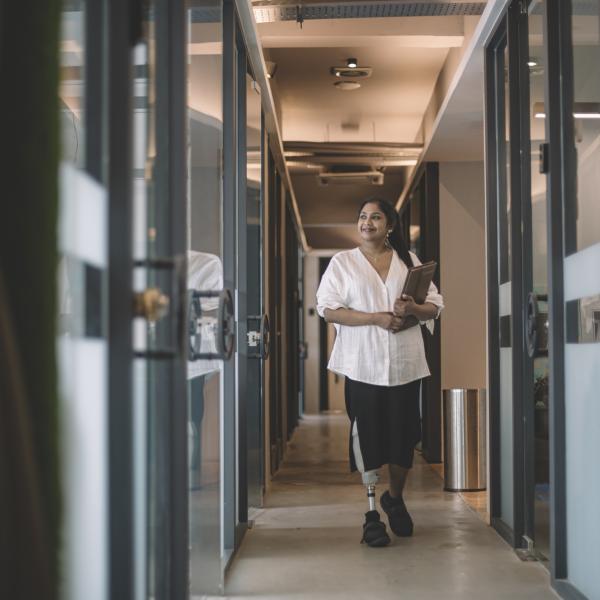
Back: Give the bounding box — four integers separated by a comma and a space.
439, 162, 487, 390
303, 256, 321, 414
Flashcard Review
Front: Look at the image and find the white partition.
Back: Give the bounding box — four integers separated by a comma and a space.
565, 242, 600, 599
58, 163, 108, 600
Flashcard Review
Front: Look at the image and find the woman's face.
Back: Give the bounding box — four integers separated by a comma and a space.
357, 202, 390, 243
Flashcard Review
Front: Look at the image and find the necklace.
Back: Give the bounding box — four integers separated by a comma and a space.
360, 247, 390, 264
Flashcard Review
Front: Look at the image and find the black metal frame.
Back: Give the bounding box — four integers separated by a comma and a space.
484, 18, 513, 546
156, 1, 189, 596
484, 1, 530, 551
222, 0, 238, 565
106, 1, 136, 597
399, 163, 442, 464
234, 11, 252, 543
545, 0, 575, 595
507, 0, 528, 551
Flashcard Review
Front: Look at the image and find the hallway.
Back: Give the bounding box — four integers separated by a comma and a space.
222, 414, 557, 600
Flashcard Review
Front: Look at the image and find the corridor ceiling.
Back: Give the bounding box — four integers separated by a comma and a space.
253, 0, 488, 251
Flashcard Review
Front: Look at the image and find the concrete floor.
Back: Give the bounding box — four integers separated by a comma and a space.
219, 414, 558, 600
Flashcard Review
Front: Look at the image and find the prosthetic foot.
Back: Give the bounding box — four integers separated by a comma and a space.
359, 473, 390, 547
361, 509, 390, 547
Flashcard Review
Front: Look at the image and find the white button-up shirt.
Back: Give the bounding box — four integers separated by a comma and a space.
316, 248, 444, 387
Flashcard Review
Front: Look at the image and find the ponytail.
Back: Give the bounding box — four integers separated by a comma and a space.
358, 198, 413, 268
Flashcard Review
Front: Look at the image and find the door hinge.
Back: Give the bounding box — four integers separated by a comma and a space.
539, 143, 550, 174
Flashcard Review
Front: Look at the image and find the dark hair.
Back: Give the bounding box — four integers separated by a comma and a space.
357, 198, 413, 268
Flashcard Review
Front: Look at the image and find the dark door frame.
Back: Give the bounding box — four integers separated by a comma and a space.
399, 162, 442, 464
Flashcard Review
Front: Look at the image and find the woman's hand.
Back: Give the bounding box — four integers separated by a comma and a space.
393, 294, 417, 318
373, 312, 404, 332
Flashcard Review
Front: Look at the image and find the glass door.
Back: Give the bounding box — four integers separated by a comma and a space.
244, 66, 266, 512
523, 0, 550, 560
187, 0, 229, 595
132, 1, 189, 598
485, 15, 516, 539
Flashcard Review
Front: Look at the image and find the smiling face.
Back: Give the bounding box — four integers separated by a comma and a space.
357, 202, 391, 244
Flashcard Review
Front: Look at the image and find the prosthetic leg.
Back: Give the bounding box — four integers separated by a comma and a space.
352, 420, 379, 504
352, 422, 390, 546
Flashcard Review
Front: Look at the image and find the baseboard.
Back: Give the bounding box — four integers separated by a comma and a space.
491, 516, 515, 547
553, 579, 589, 600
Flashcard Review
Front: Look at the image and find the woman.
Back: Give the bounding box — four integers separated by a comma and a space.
316, 198, 444, 547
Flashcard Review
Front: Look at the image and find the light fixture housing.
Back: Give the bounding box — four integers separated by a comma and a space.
331, 65, 372, 79
318, 170, 384, 186
334, 81, 361, 91
534, 101, 600, 119
347, 57, 358, 68
265, 61, 277, 79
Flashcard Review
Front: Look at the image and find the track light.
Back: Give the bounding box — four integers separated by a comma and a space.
347, 57, 358, 68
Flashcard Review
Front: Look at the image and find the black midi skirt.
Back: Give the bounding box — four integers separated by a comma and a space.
345, 376, 422, 472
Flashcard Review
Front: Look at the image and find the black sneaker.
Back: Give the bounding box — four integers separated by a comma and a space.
361, 510, 391, 547
380, 491, 413, 537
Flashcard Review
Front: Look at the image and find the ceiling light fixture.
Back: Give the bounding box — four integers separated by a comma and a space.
534, 101, 600, 119
347, 58, 358, 68
527, 59, 538, 67
265, 61, 277, 80
334, 81, 361, 91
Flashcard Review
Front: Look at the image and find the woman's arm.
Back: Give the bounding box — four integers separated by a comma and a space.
324, 307, 403, 331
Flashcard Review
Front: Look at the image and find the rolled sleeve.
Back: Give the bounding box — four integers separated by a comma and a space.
316, 258, 347, 317
425, 281, 444, 317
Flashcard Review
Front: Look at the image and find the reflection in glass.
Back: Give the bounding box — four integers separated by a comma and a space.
498, 39, 514, 529
246, 70, 263, 510
60, 1, 85, 167
187, 1, 224, 595
528, 0, 550, 561
568, 0, 600, 253
130, 6, 159, 599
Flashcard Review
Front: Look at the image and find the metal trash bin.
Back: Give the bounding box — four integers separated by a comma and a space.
443, 389, 486, 492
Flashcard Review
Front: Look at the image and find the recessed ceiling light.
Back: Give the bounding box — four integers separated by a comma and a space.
347, 58, 358, 68
265, 61, 277, 79
334, 81, 361, 91
527, 60, 538, 67
533, 101, 600, 119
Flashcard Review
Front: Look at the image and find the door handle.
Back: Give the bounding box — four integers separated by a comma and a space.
189, 289, 235, 361
526, 292, 548, 358
134, 287, 170, 323
247, 313, 270, 360
133, 256, 186, 360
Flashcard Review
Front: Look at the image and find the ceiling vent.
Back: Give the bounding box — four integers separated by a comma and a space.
318, 171, 384, 186
252, 2, 487, 23
332, 66, 373, 79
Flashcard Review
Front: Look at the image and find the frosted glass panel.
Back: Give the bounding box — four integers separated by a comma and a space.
499, 347, 514, 528
566, 344, 600, 600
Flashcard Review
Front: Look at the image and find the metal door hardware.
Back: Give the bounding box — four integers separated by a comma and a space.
526, 292, 548, 358
247, 314, 270, 360
189, 289, 235, 361
133, 287, 170, 322
133, 257, 186, 360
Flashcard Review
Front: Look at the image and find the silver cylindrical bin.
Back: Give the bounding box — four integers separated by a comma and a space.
443, 389, 486, 492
